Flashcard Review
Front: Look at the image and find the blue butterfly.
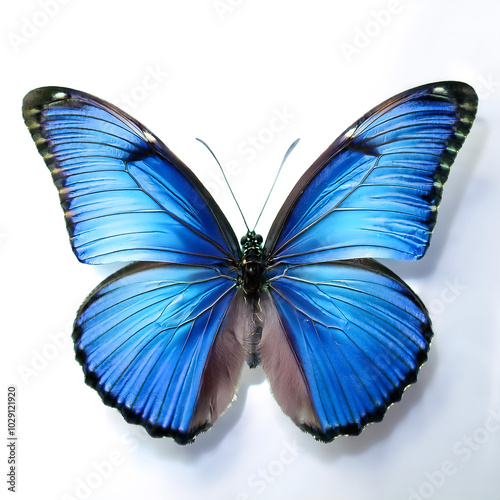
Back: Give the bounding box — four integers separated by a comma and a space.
23, 82, 477, 444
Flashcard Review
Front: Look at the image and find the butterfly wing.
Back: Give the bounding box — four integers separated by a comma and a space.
73, 262, 245, 443
23, 87, 240, 266
259, 82, 477, 440
264, 81, 478, 264
260, 261, 431, 441
23, 87, 245, 442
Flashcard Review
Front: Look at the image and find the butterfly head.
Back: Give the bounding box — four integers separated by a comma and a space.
240, 230, 263, 258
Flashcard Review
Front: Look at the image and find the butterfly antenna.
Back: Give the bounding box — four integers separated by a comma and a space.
196, 138, 250, 232
252, 138, 300, 231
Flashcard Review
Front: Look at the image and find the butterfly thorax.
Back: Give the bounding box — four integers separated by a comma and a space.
240, 231, 265, 295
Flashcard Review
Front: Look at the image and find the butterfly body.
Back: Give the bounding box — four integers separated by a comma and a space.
237, 230, 266, 367
23, 82, 477, 444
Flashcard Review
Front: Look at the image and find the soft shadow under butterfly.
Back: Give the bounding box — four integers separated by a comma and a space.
23, 82, 477, 444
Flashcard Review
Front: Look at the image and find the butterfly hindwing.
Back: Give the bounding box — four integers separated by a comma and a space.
73, 262, 244, 443
261, 260, 432, 441
264, 81, 478, 264
22, 87, 240, 266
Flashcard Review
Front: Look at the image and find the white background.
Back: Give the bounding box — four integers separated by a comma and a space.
1, 1, 499, 499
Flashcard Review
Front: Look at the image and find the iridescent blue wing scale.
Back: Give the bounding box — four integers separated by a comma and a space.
74, 263, 244, 444
259, 82, 477, 441
22, 87, 240, 266
264, 82, 478, 264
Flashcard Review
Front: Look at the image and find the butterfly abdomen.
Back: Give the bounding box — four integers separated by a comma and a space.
243, 297, 264, 369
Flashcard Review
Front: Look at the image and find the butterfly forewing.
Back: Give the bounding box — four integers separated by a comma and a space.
264, 81, 477, 264
22, 87, 240, 266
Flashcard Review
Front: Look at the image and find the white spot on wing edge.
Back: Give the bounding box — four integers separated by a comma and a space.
144, 131, 156, 143
343, 124, 356, 140
52, 91, 67, 100
432, 86, 448, 95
